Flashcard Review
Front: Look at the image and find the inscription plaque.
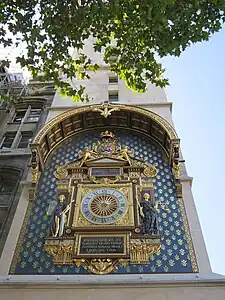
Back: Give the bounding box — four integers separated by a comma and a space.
78, 236, 126, 256
91, 168, 120, 177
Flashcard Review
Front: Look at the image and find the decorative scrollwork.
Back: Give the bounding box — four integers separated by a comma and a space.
92, 102, 120, 118
143, 165, 158, 178
74, 258, 118, 275
77, 215, 91, 226
55, 166, 68, 179
173, 162, 180, 180
44, 245, 59, 257
31, 165, 39, 183
44, 243, 74, 264
130, 240, 161, 264
115, 213, 129, 225
89, 176, 121, 184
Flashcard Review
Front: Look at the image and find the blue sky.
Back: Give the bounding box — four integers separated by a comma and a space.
163, 26, 225, 275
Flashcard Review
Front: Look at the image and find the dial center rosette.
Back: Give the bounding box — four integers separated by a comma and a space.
81, 188, 127, 224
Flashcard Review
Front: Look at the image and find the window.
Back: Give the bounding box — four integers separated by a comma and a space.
17, 132, 33, 148
0, 168, 21, 241
109, 76, 118, 83
27, 109, 41, 122
0, 181, 16, 231
1, 132, 33, 149
13, 110, 26, 123
0, 207, 8, 232
0, 133, 16, 149
13, 107, 42, 123
109, 91, 119, 102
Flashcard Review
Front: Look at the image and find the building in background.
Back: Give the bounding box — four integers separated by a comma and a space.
0, 65, 55, 255
0, 43, 224, 299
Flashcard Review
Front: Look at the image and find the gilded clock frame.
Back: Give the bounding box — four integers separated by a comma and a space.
73, 183, 134, 229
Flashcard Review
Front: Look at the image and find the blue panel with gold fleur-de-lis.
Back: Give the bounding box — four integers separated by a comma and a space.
11, 130, 194, 274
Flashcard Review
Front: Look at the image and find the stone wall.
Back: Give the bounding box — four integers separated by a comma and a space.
0, 280, 225, 300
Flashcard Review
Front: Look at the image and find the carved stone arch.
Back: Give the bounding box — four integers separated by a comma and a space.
31, 103, 180, 171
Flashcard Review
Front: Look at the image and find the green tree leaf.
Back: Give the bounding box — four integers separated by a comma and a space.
0, 0, 224, 101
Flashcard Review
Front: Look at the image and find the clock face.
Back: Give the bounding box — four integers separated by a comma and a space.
81, 188, 127, 224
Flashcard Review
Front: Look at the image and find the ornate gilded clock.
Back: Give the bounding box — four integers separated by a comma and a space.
81, 188, 127, 224
73, 183, 134, 228
44, 131, 163, 274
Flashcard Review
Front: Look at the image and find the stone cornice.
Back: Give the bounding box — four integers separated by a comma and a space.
47, 102, 173, 112
0, 274, 225, 289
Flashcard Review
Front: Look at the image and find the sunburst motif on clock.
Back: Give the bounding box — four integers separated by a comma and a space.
81, 188, 127, 224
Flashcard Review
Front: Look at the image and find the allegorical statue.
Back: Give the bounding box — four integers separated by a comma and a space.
79, 147, 96, 166
139, 193, 159, 235
50, 195, 73, 237
117, 146, 133, 166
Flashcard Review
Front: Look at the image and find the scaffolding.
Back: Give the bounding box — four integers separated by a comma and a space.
0, 71, 28, 98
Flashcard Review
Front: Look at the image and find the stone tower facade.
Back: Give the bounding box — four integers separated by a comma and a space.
0, 44, 224, 299
0, 69, 55, 255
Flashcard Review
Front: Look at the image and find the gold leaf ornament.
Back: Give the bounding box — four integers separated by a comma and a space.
55, 166, 68, 179
143, 165, 158, 177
